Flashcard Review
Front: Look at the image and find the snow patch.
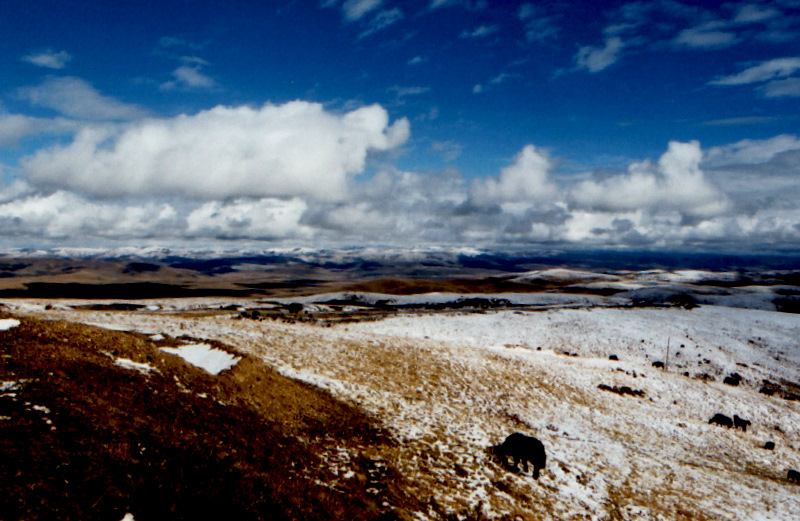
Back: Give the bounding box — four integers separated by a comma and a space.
114, 357, 157, 374
512, 268, 621, 284
159, 343, 240, 375
0, 318, 21, 330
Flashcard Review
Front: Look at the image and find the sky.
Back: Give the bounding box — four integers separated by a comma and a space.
1, 0, 800, 253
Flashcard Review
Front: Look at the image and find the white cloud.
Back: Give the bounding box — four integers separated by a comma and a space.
574, 37, 625, 73
0, 114, 78, 146
0, 191, 179, 240
673, 22, 739, 49
570, 141, 729, 218
342, 0, 383, 21
459, 25, 499, 39
733, 4, 781, 24
489, 72, 518, 85
4, 126, 800, 249
158, 37, 206, 51
359, 7, 403, 37
17, 77, 147, 121
22, 101, 410, 202
430, 140, 462, 162
387, 85, 430, 100
161, 64, 217, 91
429, 0, 487, 9
21, 50, 72, 69
407, 56, 427, 65
518, 4, 559, 43
470, 145, 557, 205
762, 77, 800, 98
704, 134, 800, 166
710, 57, 800, 85
186, 198, 313, 239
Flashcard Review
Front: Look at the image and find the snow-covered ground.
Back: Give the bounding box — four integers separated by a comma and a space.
159, 343, 240, 375
6, 298, 800, 520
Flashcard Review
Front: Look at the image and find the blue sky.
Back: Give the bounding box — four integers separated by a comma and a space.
1, 0, 800, 252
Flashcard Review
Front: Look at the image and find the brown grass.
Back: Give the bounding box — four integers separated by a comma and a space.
0, 313, 426, 520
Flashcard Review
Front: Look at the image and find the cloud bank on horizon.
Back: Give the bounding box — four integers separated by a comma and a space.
1, 1, 799, 252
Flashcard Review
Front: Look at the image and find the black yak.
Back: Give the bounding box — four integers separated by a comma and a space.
733, 415, 751, 432
763, 441, 775, 450
788, 469, 800, 483
708, 413, 733, 428
489, 433, 546, 479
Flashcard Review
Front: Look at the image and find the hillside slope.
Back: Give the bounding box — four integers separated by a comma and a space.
0, 313, 426, 521
4, 300, 800, 520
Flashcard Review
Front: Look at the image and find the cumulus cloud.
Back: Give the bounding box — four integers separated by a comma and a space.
186, 198, 312, 240
21, 49, 72, 69
470, 145, 557, 205
17, 77, 148, 121
22, 101, 410, 201
3, 136, 800, 249
570, 141, 729, 218
0, 191, 179, 240
574, 37, 624, 73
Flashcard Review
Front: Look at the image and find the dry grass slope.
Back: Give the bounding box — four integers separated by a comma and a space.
0, 314, 427, 521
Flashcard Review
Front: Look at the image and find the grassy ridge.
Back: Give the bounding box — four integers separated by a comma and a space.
1, 315, 423, 520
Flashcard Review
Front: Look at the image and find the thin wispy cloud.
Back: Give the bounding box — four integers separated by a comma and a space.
161, 64, 217, 91
574, 37, 625, 73
702, 116, 776, 126
673, 22, 739, 49
429, 0, 487, 10
21, 49, 72, 69
710, 57, 800, 85
518, 4, 559, 43
359, 7, 403, 38
459, 24, 499, 39
732, 4, 781, 25
340, 0, 384, 21
17, 77, 147, 121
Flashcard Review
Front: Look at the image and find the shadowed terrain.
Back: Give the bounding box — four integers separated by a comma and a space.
1, 314, 427, 521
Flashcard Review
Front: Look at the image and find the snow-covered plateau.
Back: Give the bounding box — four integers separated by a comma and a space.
6, 296, 800, 520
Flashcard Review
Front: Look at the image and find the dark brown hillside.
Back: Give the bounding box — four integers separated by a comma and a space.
0, 314, 424, 521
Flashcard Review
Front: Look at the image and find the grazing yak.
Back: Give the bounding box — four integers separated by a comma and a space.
733, 415, 751, 432
489, 433, 546, 479
708, 413, 733, 428
788, 469, 800, 484
763, 441, 775, 450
